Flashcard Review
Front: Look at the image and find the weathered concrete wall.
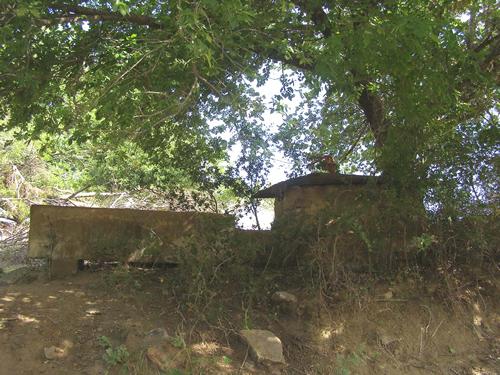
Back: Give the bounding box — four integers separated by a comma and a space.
28, 205, 235, 277
272, 184, 427, 271
274, 184, 382, 220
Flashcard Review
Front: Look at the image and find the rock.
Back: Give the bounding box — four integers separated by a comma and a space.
383, 290, 393, 300
85, 309, 102, 316
144, 328, 186, 372
44, 340, 73, 360
240, 329, 286, 367
272, 291, 298, 305
271, 291, 298, 315
146, 328, 169, 339
44, 346, 64, 360
376, 329, 400, 353
146, 343, 186, 372
143, 328, 169, 347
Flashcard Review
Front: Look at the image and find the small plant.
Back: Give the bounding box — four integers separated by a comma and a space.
170, 334, 186, 349
166, 369, 186, 375
98, 335, 130, 366
412, 233, 437, 252
334, 347, 366, 375
98, 335, 113, 348
242, 304, 253, 330
102, 266, 142, 291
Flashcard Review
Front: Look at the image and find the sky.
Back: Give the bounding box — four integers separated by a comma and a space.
234, 71, 300, 229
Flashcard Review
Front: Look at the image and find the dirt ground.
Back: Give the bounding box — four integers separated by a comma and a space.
0, 264, 499, 375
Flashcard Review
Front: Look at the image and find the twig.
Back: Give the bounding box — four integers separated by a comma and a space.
338, 122, 369, 163
419, 305, 432, 358
192, 65, 222, 97
209, 255, 235, 284
109, 192, 125, 208
11, 165, 26, 198
65, 184, 92, 200
431, 319, 445, 339
419, 326, 425, 358
238, 346, 249, 374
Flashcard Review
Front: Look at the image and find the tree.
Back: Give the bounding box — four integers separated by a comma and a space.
1, 1, 498, 209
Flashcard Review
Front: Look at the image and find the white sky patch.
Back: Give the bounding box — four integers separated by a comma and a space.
236, 70, 301, 229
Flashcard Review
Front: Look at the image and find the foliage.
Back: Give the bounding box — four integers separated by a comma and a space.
165, 222, 264, 320
230, 119, 272, 228
428, 214, 499, 267
169, 334, 186, 350
0, 131, 71, 220
268, 183, 498, 294
98, 335, 130, 366
0, 126, 237, 220
102, 266, 142, 291
334, 348, 367, 375
165, 369, 186, 375
0, 1, 497, 213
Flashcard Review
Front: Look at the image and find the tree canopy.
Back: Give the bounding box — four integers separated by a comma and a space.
1, 0, 498, 213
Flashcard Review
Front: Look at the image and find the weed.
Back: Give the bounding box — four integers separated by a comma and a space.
165, 369, 186, 375
98, 335, 113, 348
334, 346, 367, 375
242, 304, 253, 329
102, 266, 142, 291
170, 334, 186, 349
412, 233, 437, 253
98, 335, 130, 366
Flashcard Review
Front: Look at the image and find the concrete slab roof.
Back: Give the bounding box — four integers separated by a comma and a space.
254, 172, 382, 198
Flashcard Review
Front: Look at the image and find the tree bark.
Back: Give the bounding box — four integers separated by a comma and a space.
358, 88, 388, 147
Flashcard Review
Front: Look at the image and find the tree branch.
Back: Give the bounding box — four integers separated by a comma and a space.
47, 3, 163, 29
258, 47, 314, 71
479, 33, 500, 72
295, 0, 332, 38
338, 122, 369, 163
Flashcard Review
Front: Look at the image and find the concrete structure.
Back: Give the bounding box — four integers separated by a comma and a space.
28, 205, 234, 277
254, 173, 427, 271
254, 172, 383, 221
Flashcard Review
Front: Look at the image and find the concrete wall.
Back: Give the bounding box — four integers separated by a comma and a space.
274, 184, 382, 220
271, 184, 428, 271
28, 205, 235, 277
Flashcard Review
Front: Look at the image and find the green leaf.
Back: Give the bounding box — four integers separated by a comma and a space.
16, 6, 28, 16
113, 1, 129, 16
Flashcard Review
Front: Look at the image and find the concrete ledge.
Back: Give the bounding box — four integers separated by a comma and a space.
28, 205, 235, 278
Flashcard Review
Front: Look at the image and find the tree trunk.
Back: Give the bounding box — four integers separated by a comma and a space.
358, 88, 388, 148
